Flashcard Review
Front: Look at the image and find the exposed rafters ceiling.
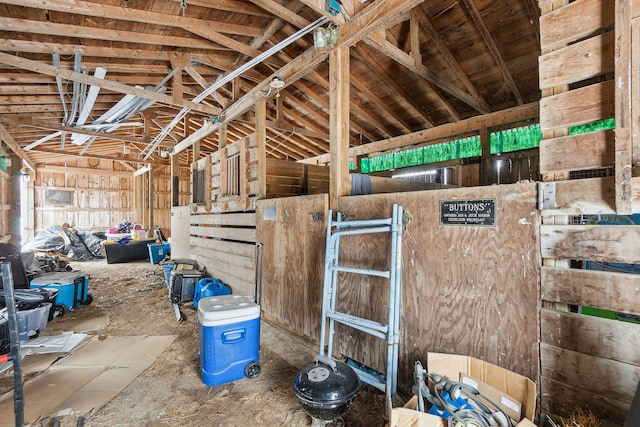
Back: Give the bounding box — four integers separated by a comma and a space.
0, 0, 541, 169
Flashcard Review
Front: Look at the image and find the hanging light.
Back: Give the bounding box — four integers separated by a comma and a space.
269, 77, 285, 98
313, 27, 337, 51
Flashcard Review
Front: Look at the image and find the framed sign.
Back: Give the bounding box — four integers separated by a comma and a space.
440, 199, 496, 226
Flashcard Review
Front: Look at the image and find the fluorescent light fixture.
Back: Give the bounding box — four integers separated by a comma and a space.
392, 170, 437, 179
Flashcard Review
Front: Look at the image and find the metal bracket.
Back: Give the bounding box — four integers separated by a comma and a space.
325, 0, 340, 16
538, 182, 557, 211
311, 212, 323, 221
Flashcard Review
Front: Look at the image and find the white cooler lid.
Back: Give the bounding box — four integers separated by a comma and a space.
198, 295, 260, 326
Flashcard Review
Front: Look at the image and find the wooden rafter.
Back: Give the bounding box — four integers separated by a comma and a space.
0, 52, 221, 116
28, 146, 170, 165
0, 123, 36, 171
350, 75, 413, 133
3, 0, 262, 37
167, 0, 274, 18
364, 27, 490, 114
415, 4, 490, 112
184, 66, 228, 109
246, 0, 308, 28
275, 50, 387, 140
461, 0, 523, 104
0, 39, 219, 64
385, 31, 461, 121
0, 18, 227, 51
354, 44, 435, 128
0, 118, 149, 145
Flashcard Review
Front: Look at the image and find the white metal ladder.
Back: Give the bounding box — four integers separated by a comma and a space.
319, 204, 403, 407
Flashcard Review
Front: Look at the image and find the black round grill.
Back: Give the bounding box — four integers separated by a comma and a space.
293, 357, 360, 422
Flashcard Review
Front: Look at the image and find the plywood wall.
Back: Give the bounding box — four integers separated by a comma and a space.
256, 194, 328, 339
255, 183, 540, 389
338, 183, 540, 385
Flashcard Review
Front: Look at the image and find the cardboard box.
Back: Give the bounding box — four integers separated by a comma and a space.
389, 353, 537, 427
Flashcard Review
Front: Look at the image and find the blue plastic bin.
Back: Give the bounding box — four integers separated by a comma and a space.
193, 278, 232, 307
198, 295, 261, 386
30, 271, 91, 311
148, 243, 171, 264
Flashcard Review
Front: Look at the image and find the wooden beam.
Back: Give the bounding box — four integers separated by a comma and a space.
0, 17, 225, 51
479, 127, 491, 185
355, 43, 435, 128
246, 0, 308, 28
351, 75, 413, 133
539, 130, 615, 174
303, 102, 539, 164
363, 29, 490, 114
0, 123, 37, 171
330, 46, 351, 210
167, 0, 274, 18
415, 5, 490, 110
541, 224, 640, 263
0, 118, 147, 145
542, 267, 640, 317
256, 99, 267, 199
173, 0, 425, 154
0, 51, 221, 116
0, 39, 219, 64
184, 66, 228, 108
615, 0, 633, 214
30, 147, 169, 166
461, 0, 523, 104
1, 0, 262, 37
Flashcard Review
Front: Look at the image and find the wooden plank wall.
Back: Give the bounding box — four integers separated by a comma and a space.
254, 184, 540, 389
0, 168, 10, 243
190, 135, 258, 295
255, 194, 328, 340
265, 158, 329, 198
190, 212, 257, 296
193, 134, 258, 213
154, 166, 170, 234
538, 0, 640, 422
33, 160, 187, 238
35, 160, 134, 232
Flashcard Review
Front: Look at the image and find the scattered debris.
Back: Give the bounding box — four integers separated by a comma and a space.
22, 225, 104, 261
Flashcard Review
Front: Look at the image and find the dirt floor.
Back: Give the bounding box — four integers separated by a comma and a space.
1, 259, 388, 427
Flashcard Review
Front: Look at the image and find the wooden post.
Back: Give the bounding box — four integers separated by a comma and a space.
220, 145, 228, 197
329, 45, 351, 210
171, 61, 183, 106
205, 155, 212, 212
256, 98, 267, 199
240, 137, 249, 210
479, 127, 491, 185
147, 165, 154, 237
615, 0, 633, 213
170, 151, 179, 207
219, 123, 227, 150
